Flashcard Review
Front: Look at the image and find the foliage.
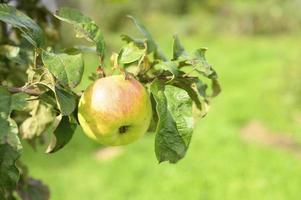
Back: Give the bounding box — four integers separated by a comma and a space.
20, 34, 301, 200
0, 1, 220, 199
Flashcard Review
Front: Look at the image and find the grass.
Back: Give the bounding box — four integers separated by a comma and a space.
21, 33, 301, 200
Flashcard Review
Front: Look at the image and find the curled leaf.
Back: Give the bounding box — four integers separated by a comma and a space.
127, 15, 167, 61
150, 80, 193, 163
0, 4, 44, 47
55, 7, 105, 57
42, 51, 84, 88
46, 115, 77, 153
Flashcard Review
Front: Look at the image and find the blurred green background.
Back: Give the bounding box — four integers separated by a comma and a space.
22, 0, 301, 199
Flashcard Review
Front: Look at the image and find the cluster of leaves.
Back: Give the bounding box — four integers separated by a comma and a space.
0, 2, 220, 199
117, 17, 220, 163
0, 3, 83, 198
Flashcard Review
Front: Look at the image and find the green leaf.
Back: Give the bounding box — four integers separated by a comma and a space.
54, 86, 77, 116
46, 115, 77, 153
0, 86, 11, 117
0, 87, 22, 150
184, 48, 221, 98
119, 43, 145, 64
55, 7, 105, 57
0, 4, 44, 47
127, 16, 167, 61
155, 61, 179, 81
194, 79, 208, 98
26, 67, 56, 90
121, 35, 145, 49
189, 48, 215, 77
172, 35, 189, 60
171, 77, 204, 112
164, 86, 194, 146
211, 78, 221, 97
26, 67, 78, 116
63, 45, 97, 54
0, 116, 22, 151
11, 92, 29, 111
38, 90, 58, 108
2, 118, 22, 151
193, 48, 221, 97
150, 80, 194, 163
0, 144, 20, 191
147, 95, 159, 132
42, 51, 84, 88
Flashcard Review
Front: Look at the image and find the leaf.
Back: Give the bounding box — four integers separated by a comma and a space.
155, 61, 179, 81
20, 100, 55, 140
164, 86, 194, 146
0, 87, 22, 150
3, 118, 22, 150
211, 78, 221, 97
0, 114, 22, 151
55, 7, 105, 57
119, 43, 145, 64
63, 45, 97, 54
193, 48, 221, 97
189, 48, 215, 77
172, 35, 189, 60
26, 67, 78, 116
54, 86, 77, 116
46, 115, 77, 153
17, 177, 50, 200
184, 48, 221, 98
42, 51, 84, 88
127, 16, 167, 61
150, 80, 194, 163
121, 35, 145, 49
0, 4, 44, 47
170, 77, 203, 111
0, 144, 21, 191
26, 67, 56, 90
147, 95, 159, 132
11, 92, 29, 111
0, 86, 11, 117
194, 79, 208, 98
38, 90, 58, 108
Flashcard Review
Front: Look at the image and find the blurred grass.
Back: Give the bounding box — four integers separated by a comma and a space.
21, 31, 301, 199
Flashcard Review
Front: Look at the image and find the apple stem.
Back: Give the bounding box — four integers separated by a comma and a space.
96, 65, 106, 78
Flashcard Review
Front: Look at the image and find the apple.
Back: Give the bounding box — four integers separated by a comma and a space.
78, 75, 152, 146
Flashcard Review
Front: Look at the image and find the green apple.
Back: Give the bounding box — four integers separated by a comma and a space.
78, 75, 152, 146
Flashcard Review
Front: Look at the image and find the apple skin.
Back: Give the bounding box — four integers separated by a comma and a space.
78, 75, 152, 146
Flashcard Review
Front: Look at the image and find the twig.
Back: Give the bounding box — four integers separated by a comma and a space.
8, 86, 83, 97
33, 50, 38, 69
8, 87, 41, 96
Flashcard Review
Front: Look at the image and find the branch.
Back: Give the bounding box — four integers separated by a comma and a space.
8, 86, 83, 97
8, 87, 41, 96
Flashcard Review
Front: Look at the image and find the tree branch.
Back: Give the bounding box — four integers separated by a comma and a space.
8, 86, 83, 97
8, 87, 41, 96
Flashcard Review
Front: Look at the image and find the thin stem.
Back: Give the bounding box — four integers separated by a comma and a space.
33, 50, 38, 68
8, 86, 82, 97
8, 87, 41, 96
